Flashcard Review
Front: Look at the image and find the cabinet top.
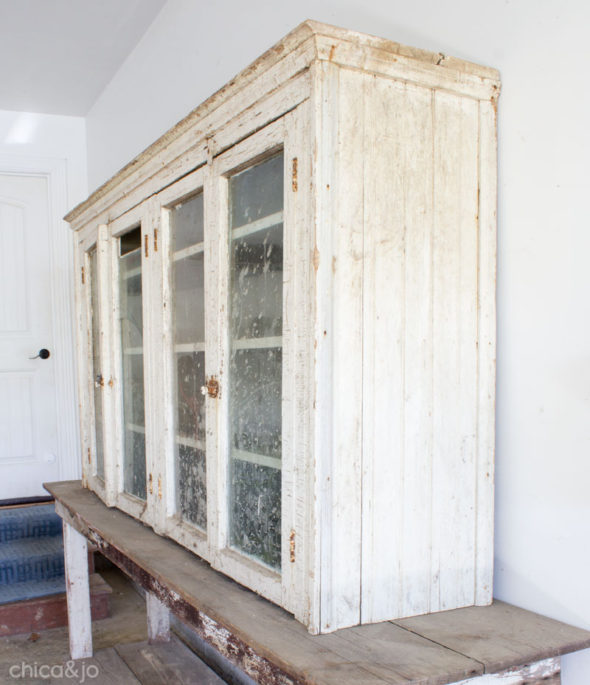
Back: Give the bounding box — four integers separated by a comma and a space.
65, 20, 500, 228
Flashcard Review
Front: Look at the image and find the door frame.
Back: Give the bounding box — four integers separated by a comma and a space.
0, 153, 80, 486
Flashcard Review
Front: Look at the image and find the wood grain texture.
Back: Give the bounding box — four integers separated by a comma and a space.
63, 522, 92, 659
116, 635, 224, 685
395, 601, 590, 674
49, 481, 485, 685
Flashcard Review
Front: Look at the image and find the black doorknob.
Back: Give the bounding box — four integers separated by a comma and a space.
30, 349, 50, 360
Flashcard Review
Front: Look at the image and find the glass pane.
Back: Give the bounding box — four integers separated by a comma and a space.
171, 193, 207, 529
88, 248, 104, 480
171, 193, 204, 250
228, 152, 284, 570
119, 228, 146, 500
230, 153, 283, 228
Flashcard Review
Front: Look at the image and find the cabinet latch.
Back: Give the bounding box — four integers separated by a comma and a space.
201, 376, 219, 399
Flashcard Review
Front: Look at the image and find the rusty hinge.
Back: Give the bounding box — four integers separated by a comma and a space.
148, 473, 153, 495
81, 266, 85, 284
87, 447, 91, 464
291, 157, 298, 192
289, 529, 296, 563
201, 376, 219, 399
158, 475, 162, 500
153, 228, 158, 252
144, 233, 149, 258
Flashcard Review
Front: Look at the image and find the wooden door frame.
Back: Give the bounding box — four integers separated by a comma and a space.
0, 153, 80, 486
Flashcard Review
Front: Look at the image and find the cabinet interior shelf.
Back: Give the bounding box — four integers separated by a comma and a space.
231, 448, 281, 470
173, 242, 204, 262
232, 211, 283, 240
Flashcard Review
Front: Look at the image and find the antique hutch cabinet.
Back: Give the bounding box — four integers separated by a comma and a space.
67, 21, 500, 634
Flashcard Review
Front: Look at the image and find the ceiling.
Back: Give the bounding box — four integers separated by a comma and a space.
0, 0, 167, 116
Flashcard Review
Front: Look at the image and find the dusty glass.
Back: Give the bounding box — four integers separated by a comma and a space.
228, 152, 283, 569
119, 227, 146, 500
170, 193, 207, 529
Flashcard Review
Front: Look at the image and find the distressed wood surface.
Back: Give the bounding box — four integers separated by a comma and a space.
65, 20, 499, 230
450, 657, 560, 684
116, 635, 225, 685
63, 522, 92, 659
68, 21, 502, 635
47, 482, 590, 685
395, 602, 590, 674
146, 591, 170, 644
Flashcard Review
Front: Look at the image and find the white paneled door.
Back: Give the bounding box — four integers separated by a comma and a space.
0, 173, 59, 498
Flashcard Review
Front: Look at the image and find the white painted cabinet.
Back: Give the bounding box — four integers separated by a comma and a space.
68, 21, 500, 634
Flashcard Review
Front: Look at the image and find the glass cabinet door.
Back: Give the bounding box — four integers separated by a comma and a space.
169, 192, 207, 530
118, 227, 147, 500
227, 152, 284, 570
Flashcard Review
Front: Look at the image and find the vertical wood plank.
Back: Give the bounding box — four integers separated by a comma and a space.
361, 76, 407, 623
205, 158, 228, 561
430, 90, 479, 612
98, 223, 117, 507
399, 83, 435, 619
316, 63, 365, 632
146, 591, 171, 643
63, 522, 92, 659
74, 241, 91, 490
475, 98, 498, 606
361, 77, 435, 622
282, 101, 314, 625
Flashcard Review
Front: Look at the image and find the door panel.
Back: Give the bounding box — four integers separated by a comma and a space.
0, 174, 58, 498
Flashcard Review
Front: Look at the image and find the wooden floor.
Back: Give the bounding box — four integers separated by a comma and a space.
0, 566, 228, 684
53, 635, 224, 685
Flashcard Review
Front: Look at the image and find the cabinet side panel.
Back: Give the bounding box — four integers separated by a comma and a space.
475, 99, 497, 606
316, 62, 365, 632
430, 91, 480, 612
361, 78, 435, 623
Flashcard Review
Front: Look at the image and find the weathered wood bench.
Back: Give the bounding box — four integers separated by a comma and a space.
46, 481, 590, 685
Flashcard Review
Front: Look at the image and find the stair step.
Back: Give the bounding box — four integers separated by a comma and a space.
0, 536, 64, 587
0, 576, 65, 604
0, 503, 62, 542
0, 573, 112, 636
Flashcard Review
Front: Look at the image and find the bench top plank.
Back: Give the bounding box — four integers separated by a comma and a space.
394, 601, 590, 674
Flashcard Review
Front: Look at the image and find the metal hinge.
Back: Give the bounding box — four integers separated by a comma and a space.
291, 158, 298, 192
144, 234, 149, 258
153, 228, 158, 253
87, 447, 91, 464
289, 529, 296, 563
81, 266, 85, 284
148, 473, 153, 495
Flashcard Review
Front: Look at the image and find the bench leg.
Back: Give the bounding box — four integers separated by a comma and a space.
63, 523, 92, 659
146, 591, 170, 643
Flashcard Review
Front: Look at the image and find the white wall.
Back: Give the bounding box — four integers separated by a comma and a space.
85, 1, 590, 680
0, 110, 87, 207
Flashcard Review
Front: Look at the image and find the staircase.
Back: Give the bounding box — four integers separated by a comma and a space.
0, 502, 111, 636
